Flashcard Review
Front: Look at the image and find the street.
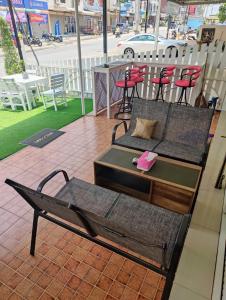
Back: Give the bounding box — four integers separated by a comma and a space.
25, 27, 167, 65
0, 33, 132, 75
25, 32, 133, 65
0, 28, 168, 74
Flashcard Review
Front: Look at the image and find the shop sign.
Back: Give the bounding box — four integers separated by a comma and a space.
0, 0, 24, 8
160, 0, 167, 14
6, 11, 27, 22
188, 5, 196, 16
24, 0, 48, 10
83, 0, 103, 12
0, 11, 7, 18
29, 12, 48, 23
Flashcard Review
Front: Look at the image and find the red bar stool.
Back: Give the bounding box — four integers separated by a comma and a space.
175, 67, 201, 105
185, 65, 202, 73
151, 66, 175, 101
128, 64, 147, 98
130, 73, 144, 98
130, 64, 148, 75
115, 70, 136, 120
165, 65, 176, 71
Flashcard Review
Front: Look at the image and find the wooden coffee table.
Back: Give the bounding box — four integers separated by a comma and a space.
94, 145, 202, 214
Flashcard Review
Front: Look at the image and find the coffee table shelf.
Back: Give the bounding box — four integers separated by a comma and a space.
94, 146, 202, 214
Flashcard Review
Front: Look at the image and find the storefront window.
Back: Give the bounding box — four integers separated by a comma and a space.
87, 18, 91, 29
64, 15, 75, 34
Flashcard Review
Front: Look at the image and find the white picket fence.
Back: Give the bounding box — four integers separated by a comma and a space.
27, 41, 226, 109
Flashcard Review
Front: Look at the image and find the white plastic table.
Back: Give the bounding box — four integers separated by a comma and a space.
3, 73, 46, 110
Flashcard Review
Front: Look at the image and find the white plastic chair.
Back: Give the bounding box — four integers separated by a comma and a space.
41, 74, 66, 111
0, 79, 27, 111
26, 69, 37, 75
0, 79, 13, 109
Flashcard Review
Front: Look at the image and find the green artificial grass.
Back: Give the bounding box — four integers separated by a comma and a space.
0, 98, 93, 159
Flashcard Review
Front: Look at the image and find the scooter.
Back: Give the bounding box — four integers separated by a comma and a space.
50, 33, 63, 43
42, 33, 63, 43
171, 30, 177, 39
27, 36, 42, 47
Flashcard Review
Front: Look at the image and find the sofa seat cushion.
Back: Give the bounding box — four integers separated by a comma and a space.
51, 178, 120, 229
115, 133, 160, 151
56, 178, 119, 217
56, 178, 184, 268
103, 193, 183, 269
155, 140, 204, 164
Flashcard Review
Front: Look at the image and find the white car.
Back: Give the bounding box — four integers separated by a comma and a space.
117, 33, 187, 56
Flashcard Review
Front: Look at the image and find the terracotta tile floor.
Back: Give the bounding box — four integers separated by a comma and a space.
0, 113, 166, 300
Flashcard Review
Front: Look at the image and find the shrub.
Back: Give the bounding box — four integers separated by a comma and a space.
0, 17, 23, 75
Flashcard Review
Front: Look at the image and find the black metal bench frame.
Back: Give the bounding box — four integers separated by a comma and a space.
5, 170, 190, 300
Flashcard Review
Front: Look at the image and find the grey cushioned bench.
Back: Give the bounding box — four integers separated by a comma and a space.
6, 170, 190, 300
112, 98, 214, 165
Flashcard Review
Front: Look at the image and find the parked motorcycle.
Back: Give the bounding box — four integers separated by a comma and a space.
42, 33, 63, 43
26, 36, 42, 47
171, 30, 177, 39
115, 27, 121, 38
184, 29, 197, 40
115, 31, 121, 38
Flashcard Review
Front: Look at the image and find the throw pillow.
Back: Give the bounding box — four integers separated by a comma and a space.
131, 118, 157, 140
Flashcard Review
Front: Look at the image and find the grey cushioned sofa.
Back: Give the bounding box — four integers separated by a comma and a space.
112, 98, 214, 165
6, 170, 190, 300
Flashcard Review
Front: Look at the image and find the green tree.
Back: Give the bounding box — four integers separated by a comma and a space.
0, 17, 23, 75
218, 3, 226, 23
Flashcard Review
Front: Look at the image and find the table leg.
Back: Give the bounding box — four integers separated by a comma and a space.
36, 84, 41, 101
24, 87, 32, 110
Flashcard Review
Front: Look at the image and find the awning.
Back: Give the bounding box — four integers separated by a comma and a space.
48, 9, 75, 16
169, 0, 225, 4
79, 10, 102, 16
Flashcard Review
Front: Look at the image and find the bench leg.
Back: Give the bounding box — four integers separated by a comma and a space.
161, 273, 174, 300
30, 210, 39, 256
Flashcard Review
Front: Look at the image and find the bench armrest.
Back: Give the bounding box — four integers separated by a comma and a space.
37, 169, 69, 192
112, 121, 128, 144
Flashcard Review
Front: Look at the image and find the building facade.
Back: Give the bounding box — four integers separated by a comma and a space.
0, 0, 48, 37
48, 0, 76, 35
204, 4, 220, 24
0, 0, 117, 37
48, 0, 117, 36
24, 0, 49, 36
0, 0, 26, 27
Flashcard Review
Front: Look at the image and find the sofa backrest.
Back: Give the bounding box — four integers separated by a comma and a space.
165, 104, 214, 150
5, 178, 109, 235
129, 98, 170, 140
